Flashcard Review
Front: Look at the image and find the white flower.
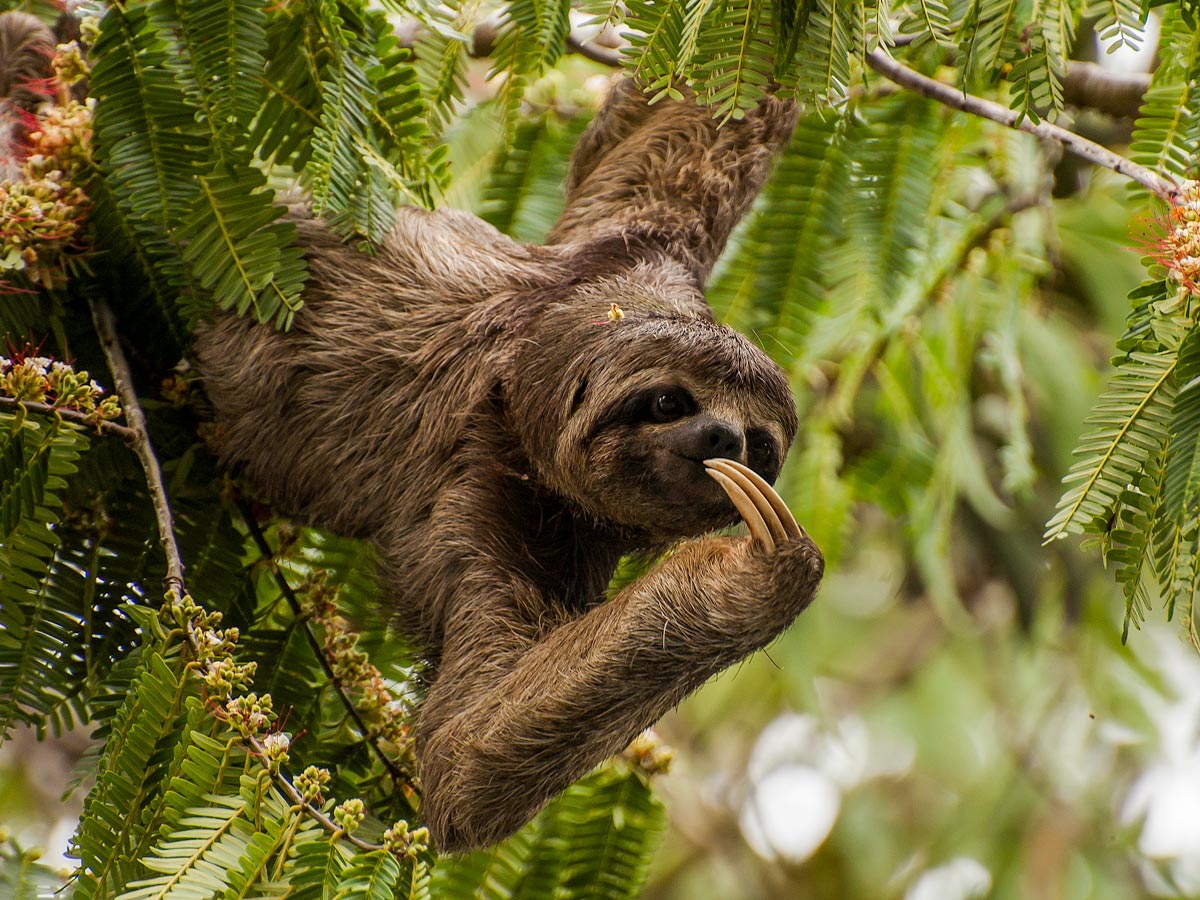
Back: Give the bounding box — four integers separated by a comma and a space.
905, 857, 992, 900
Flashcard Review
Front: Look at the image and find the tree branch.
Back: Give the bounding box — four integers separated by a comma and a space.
567, 31, 622, 67
0, 395, 137, 443
1063, 61, 1150, 119
90, 299, 186, 599
864, 49, 1180, 202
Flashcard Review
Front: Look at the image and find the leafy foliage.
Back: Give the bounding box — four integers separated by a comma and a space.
431, 764, 666, 900
1129, 9, 1200, 198
88, 0, 447, 329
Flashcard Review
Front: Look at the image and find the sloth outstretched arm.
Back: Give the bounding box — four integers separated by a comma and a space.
419, 459, 823, 850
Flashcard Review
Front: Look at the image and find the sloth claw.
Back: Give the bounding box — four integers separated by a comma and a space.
703, 458, 805, 551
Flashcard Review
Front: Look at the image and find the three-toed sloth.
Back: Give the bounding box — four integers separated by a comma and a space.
196, 78, 824, 852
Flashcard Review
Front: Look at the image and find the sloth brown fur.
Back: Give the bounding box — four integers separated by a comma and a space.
195, 78, 824, 852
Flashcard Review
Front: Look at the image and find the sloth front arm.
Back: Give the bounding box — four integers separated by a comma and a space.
547, 79, 799, 283
416, 461, 823, 853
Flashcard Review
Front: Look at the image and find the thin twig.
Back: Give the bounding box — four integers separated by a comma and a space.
235, 496, 414, 788
864, 49, 1181, 202
91, 299, 186, 599
89, 298, 386, 853
0, 395, 137, 443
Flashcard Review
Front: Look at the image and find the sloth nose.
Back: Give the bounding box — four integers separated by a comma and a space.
698, 419, 744, 461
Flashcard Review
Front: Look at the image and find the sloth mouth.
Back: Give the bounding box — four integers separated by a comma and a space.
654, 455, 740, 523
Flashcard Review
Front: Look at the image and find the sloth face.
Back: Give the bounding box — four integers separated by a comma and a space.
575, 376, 792, 537
544, 320, 798, 541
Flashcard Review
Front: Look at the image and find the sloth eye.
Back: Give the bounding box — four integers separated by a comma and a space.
650, 389, 691, 423
747, 430, 780, 479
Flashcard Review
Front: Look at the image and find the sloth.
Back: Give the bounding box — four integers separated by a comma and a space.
195, 77, 824, 852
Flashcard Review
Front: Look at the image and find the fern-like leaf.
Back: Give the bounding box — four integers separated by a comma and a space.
72, 651, 199, 900
708, 102, 856, 359
480, 113, 586, 242
177, 167, 307, 328
290, 835, 354, 900
1128, 10, 1200, 198
0, 414, 91, 736
1164, 327, 1200, 524
694, 0, 776, 122
308, 47, 374, 221
167, 0, 269, 149
792, 0, 861, 103
432, 764, 665, 900
336, 849, 404, 900
957, 0, 1027, 86
1045, 351, 1177, 542
1086, 0, 1147, 52
89, 3, 208, 321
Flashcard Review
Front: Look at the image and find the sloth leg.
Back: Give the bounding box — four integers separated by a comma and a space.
417, 473, 822, 853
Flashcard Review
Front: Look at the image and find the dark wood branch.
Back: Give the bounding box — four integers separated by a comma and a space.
0, 395, 137, 443
1063, 61, 1151, 119
864, 49, 1181, 202
566, 31, 622, 67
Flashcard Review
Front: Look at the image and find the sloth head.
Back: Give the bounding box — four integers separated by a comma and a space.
510, 309, 798, 541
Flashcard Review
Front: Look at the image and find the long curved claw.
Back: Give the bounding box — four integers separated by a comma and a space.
705, 458, 804, 540
703, 458, 806, 550
705, 467, 776, 552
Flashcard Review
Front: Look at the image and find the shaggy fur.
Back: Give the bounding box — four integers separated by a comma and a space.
0, 12, 54, 175
195, 78, 824, 852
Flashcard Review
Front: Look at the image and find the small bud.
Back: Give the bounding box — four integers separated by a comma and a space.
333, 798, 366, 834
295, 765, 332, 804
261, 732, 291, 773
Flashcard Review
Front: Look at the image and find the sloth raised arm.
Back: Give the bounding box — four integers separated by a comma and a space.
547, 79, 800, 283
195, 78, 820, 854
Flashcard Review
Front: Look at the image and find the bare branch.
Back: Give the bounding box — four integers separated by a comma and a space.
1063, 61, 1151, 120
91, 299, 186, 598
0, 395, 137, 443
864, 49, 1180, 202
567, 31, 622, 67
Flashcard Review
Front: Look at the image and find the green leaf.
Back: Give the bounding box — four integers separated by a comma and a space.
1045, 350, 1177, 542
89, 2, 209, 322
336, 849, 403, 900
1128, 10, 1200, 199
177, 167, 307, 328
1164, 327, 1200, 525
432, 764, 665, 900
167, 0, 269, 149
72, 652, 199, 900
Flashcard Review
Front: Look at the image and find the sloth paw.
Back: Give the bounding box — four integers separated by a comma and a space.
703, 457, 805, 552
